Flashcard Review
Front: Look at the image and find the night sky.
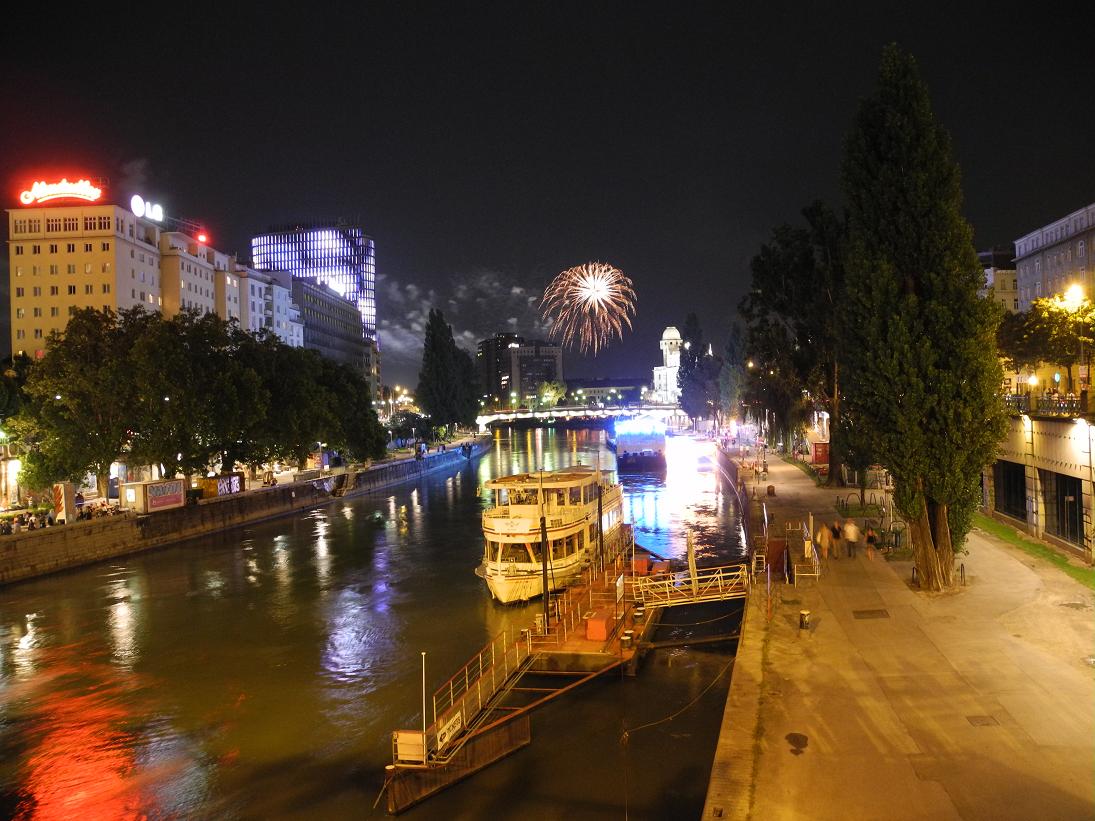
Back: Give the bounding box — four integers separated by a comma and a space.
3, 4, 1092, 385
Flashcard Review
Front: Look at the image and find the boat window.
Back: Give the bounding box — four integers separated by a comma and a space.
577, 530, 585, 550
551, 538, 565, 561
502, 542, 529, 562
568, 486, 581, 505
511, 488, 538, 505
546, 489, 564, 508
528, 542, 543, 562
496, 489, 508, 506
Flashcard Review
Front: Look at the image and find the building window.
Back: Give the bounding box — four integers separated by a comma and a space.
50, 307, 59, 317
15, 287, 24, 298
34, 329, 43, 339
85, 284, 94, 295
63, 218, 78, 231
97, 216, 110, 230
66, 243, 75, 253
14, 246, 23, 256
101, 242, 110, 251
31, 244, 40, 254
33, 307, 42, 318
46, 218, 61, 232
49, 243, 58, 253
49, 286, 58, 296
15, 308, 24, 319
1080, 241, 1086, 259
13, 219, 27, 233
101, 283, 110, 294
67, 285, 76, 295
102, 263, 111, 273
67, 264, 76, 274
69, 306, 77, 316
32, 287, 41, 297
49, 265, 58, 275
84, 242, 93, 253
15, 330, 24, 340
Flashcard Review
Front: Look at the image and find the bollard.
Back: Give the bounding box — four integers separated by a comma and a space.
960, 563, 966, 586
621, 629, 634, 650
911, 566, 919, 587
799, 610, 810, 630
633, 607, 645, 623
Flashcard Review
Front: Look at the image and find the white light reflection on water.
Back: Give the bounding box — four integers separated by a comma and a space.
312, 512, 331, 587
622, 434, 740, 562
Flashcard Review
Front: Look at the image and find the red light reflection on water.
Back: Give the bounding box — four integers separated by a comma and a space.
13, 684, 144, 820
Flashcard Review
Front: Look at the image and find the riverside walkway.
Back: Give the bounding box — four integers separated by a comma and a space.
705, 451, 1095, 821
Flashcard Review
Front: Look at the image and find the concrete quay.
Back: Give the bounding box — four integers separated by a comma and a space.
705, 450, 1095, 821
0, 436, 491, 586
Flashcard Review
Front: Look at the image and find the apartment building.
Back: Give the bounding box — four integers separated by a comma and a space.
9, 186, 165, 356
1015, 202, 1095, 310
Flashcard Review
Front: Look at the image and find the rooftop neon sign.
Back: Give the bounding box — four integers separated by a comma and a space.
19, 178, 102, 205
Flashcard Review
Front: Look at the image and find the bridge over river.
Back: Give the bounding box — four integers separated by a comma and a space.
476, 402, 687, 431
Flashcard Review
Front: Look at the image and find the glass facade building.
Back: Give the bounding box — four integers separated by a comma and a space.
250, 221, 376, 341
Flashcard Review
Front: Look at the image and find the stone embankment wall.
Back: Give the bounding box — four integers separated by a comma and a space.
0, 438, 492, 585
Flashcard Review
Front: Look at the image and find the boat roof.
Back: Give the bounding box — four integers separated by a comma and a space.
484, 465, 603, 489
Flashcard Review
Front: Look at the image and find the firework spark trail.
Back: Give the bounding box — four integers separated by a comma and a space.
541, 262, 637, 354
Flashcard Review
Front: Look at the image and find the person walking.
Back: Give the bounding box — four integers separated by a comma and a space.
865, 526, 878, 560
830, 520, 842, 560
815, 522, 832, 567
843, 518, 861, 559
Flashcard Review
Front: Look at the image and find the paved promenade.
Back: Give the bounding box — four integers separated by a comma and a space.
704, 453, 1095, 820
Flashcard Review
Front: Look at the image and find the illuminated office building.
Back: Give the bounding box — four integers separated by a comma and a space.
250, 221, 376, 343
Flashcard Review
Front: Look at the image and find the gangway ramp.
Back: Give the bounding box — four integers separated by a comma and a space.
634, 563, 749, 608
386, 631, 621, 814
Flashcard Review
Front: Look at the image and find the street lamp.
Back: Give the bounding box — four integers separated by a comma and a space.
510, 391, 518, 410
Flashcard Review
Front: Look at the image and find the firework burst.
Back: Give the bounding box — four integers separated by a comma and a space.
541, 262, 637, 355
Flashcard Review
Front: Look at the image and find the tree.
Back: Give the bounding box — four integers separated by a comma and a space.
840, 45, 1007, 590
996, 309, 1041, 378
1024, 296, 1095, 391
717, 324, 746, 423
417, 309, 479, 427
677, 313, 721, 424
16, 308, 146, 496
536, 380, 567, 409
739, 202, 848, 483
389, 411, 428, 447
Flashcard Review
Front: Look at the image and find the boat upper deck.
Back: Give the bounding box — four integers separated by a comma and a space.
483, 466, 604, 491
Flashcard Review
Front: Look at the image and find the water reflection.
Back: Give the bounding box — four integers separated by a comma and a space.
0, 426, 740, 819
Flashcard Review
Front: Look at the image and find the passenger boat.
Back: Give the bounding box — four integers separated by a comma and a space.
476, 465, 624, 603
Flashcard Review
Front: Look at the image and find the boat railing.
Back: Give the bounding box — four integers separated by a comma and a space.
483, 505, 593, 526
392, 626, 533, 765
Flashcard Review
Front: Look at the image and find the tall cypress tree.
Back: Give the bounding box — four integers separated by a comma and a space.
841, 45, 1006, 590
417, 309, 458, 425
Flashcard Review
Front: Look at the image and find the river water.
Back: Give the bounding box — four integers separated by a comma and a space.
0, 428, 743, 820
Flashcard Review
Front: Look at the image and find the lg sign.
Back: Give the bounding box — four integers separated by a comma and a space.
130, 194, 164, 222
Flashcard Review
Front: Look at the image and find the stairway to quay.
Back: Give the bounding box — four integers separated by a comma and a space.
705, 446, 1095, 821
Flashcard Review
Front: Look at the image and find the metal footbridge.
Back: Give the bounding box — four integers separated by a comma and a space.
633, 563, 750, 607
